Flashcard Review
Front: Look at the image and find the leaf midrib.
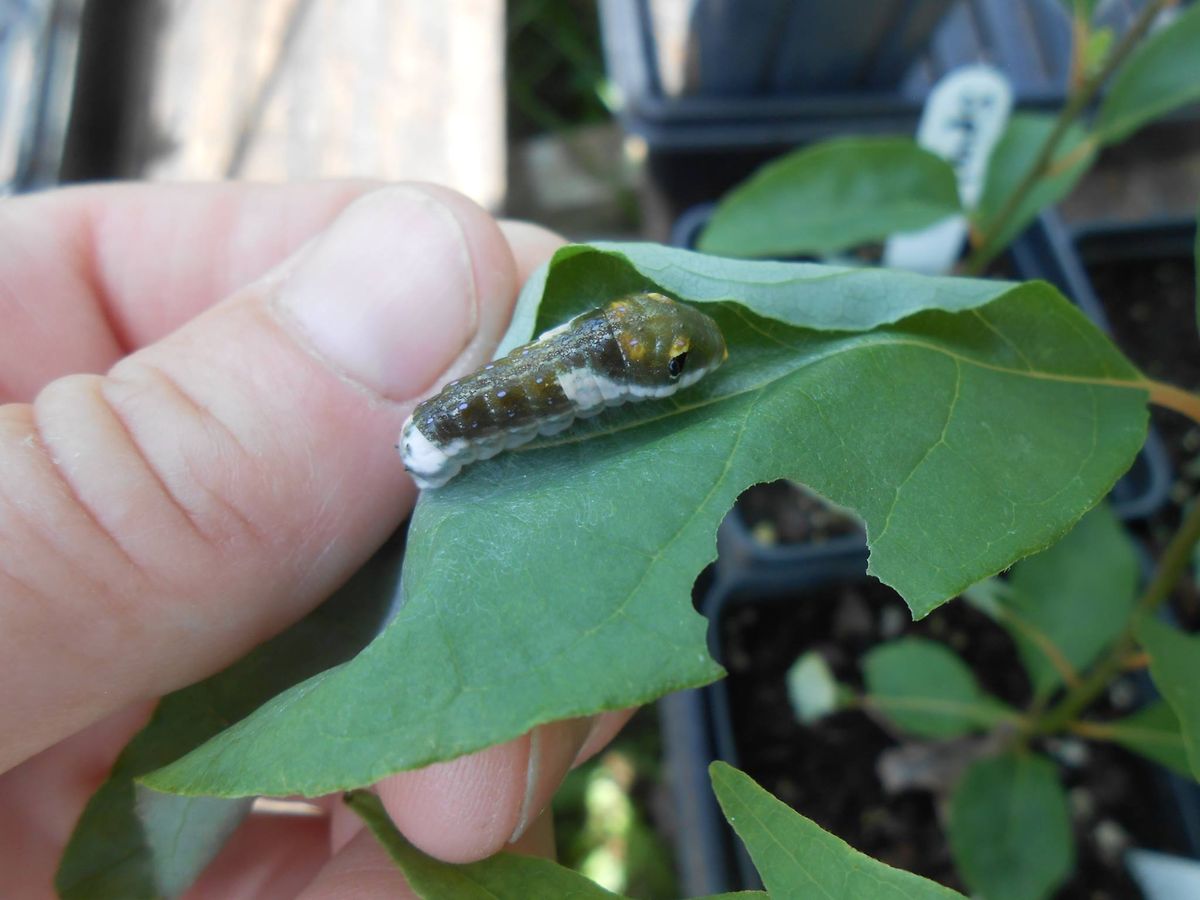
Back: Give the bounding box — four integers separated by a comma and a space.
519, 332, 1149, 454
1107, 723, 1188, 747
868, 695, 1015, 722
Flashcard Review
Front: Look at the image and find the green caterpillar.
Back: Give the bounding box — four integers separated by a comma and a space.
399, 292, 727, 488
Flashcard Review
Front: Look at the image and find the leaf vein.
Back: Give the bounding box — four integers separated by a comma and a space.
875, 357, 963, 546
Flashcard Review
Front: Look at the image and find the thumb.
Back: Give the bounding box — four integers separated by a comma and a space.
0, 184, 517, 769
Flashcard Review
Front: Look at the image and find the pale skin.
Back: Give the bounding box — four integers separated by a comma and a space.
0, 182, 635, 898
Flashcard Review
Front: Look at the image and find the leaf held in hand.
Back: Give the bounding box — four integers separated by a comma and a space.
142, 243, 1148, 800
56, 536, 401, 899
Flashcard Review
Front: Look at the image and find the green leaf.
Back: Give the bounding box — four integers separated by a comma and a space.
710, 761, 965, 898
948, 752, 1073, 900
999, 503, 1139, 699
344, 790, 624, 899
1103, 701, 1195, 779
55, 536, 402, 899
973, 113, 1096, 262
697, 137, 961, 258
786, 651, 841, 724
143, 243, 1148, 799
1095, 3, 1200, 145
863, 637, 1015, 738
1137, 616, 1200, 780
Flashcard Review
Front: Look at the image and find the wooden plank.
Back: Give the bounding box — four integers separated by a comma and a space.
122, 0, 504, 210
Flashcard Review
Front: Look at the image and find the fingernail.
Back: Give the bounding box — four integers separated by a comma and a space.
509, 726, 543, 845
276, 187, 478, 400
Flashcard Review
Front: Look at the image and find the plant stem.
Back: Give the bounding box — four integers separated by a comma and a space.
1068, 8, 1090, 92
963, 0, 1170, 274
1066, 718, 1116, 740
1033, 495, 1200, 735
1120, 650, 1150, 670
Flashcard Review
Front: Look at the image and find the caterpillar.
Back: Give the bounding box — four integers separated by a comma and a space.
399, 291, 728, 488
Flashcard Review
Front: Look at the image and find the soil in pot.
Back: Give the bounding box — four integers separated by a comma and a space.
717, 579, 1192, 897
736, 481, 863, 546
1085, 243, 1199, 623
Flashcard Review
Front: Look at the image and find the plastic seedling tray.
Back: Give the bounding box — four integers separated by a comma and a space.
600, 0, 1172, 213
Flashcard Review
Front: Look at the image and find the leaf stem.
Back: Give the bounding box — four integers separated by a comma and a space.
1066, 718, 1117, 740
963, 0, 1170, 274
1120, 650, 1151, 671
1032, 495, 1200, 735
1043, 137, 1098, 178
994, 605, 1081, 688
1068, 3, 1093, 92
1147, 378, 1200, 424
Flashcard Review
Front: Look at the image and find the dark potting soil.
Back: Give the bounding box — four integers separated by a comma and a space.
1086, 246, 1200, 625
717, 579, 1190, 897
736, 481, 863, 545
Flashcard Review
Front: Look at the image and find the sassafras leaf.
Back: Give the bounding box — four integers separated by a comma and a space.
143, 243, 1147, 798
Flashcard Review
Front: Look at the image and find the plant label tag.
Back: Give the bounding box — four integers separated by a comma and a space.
883, 65, 1013, 275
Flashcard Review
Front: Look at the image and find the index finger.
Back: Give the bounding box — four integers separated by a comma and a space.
1, 182, 380, 401
0, 182, 560, 403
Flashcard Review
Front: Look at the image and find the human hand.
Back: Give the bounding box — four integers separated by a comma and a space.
0, 182, 635, 897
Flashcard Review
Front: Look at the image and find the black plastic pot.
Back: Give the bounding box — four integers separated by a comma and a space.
683, 0, 958, 96
1074, 218, 1198, 266
666, 539, 872, 895
599, 0, 1172, 216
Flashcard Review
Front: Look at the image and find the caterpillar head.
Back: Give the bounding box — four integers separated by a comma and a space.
605, 292, 727, 396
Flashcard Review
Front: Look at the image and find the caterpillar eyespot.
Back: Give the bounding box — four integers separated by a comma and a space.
668, 351, 688, 379
398, 291, 728, 489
